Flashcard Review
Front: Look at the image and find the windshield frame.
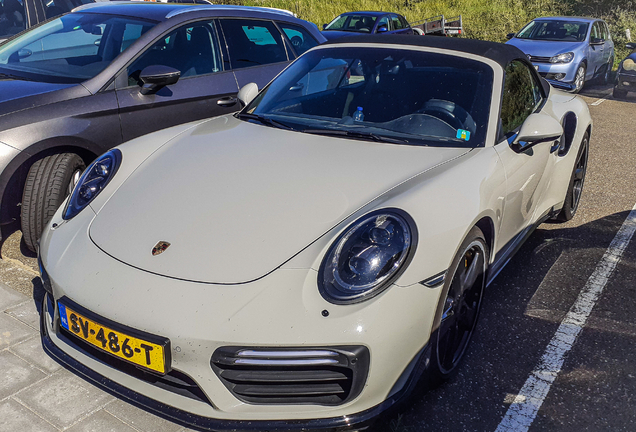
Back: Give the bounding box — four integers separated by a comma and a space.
240, 45, 497, 149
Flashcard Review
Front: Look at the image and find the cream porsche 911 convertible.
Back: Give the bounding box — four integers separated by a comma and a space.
38, 36, 591, 431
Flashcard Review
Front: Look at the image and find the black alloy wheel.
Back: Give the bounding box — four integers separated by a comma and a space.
555, 132, 589, 222
428, 227, 488, 383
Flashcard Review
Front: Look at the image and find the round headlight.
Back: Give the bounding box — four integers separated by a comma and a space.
319, 210, 417, 304
63, 149, 121, 220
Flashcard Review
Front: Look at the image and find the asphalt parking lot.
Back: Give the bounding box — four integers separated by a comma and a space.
0, 82, 635, 432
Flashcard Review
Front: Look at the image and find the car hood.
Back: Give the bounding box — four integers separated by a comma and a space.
506, 38, 585, 57
0, 78, 75, 114
89, 116, 470, 284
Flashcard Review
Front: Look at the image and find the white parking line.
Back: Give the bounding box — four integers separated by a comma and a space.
590, 97, 607, 106
495, 202, 636, 432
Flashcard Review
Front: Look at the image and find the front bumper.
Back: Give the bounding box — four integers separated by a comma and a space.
37, 203, 441, 427
533, 61, 577, 91
615, 72, 636, 92
41, 293, 430, 431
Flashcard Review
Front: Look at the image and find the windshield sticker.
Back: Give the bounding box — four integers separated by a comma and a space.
457, 129, 471, 141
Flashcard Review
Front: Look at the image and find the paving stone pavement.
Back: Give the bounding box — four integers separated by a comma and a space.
0, 282, 197, 432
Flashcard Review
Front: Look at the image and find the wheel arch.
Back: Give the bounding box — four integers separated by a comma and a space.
474, 216, 495, 263
0, 137, 99, 232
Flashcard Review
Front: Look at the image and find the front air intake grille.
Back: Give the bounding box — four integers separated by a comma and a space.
529, 55, 552, 63
211, 346, 369, 405
59, 327, 211, 406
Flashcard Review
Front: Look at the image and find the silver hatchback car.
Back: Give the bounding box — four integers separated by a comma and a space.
506, 17, 614, 93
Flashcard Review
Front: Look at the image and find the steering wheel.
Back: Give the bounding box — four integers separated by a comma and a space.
417, 99, 469, 131
290, 36, 303, 49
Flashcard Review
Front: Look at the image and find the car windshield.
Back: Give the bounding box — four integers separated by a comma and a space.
324, 14, 377, 33
242, 47, 493, 148
516, 20, 589, 42
0, 13, 156, 83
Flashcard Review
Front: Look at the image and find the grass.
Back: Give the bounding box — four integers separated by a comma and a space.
229, 0, 635, 68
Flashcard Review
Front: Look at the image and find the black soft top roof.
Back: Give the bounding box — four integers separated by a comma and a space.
324, 35, 527, 69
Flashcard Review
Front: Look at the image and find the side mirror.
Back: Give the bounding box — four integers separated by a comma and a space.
17, 48, 32, 59
591, 37, 604, 45
511, 113, 563, 152
237, 82, 259, 107
139, 65, 180, 95
627, 42, 636, 51
377, 24, 388, 33
322, 24, 327, 30
506, 32, 515, 40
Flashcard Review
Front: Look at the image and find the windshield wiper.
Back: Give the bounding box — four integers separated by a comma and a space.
235, 113, 296, 131
0, 72, 33, 81
302, 128, 408, 144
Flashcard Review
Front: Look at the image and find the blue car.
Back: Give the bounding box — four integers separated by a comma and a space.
321, 11, 414, 40
506, 17, 614, 93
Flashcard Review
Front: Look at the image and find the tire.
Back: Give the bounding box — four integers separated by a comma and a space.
613, 87, 628, 99
573, 64, 586, 93
21, 153, 85, 252
427, 226, 489, 385
555, 132, 589, 222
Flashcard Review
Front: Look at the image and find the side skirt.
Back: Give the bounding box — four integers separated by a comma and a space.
486, 208, 557, 287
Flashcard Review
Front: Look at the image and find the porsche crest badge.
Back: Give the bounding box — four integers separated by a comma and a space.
152, 241, 171, 256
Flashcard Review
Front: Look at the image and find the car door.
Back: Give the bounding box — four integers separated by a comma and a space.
219, 18, 291, 89
494, 60, 555, 250
601, 21, 614, 64
588, 22, 605, 78
115, 19, 239, 142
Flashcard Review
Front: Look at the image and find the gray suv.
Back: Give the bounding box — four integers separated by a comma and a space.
0, 2, 324, 251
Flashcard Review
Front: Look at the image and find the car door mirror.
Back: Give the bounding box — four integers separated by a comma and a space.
506, 32, 515, 40
322, 23, 327, 30
591, 37, 604, 45
627, 42, 636, 51
237, 82, 259, 107
139, 65, 180, 95
377, 24, 389, 33
511, 113, 563, 152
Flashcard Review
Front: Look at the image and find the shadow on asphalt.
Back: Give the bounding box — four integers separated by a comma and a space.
580, 81, 636, 102
369, 210, 632, 432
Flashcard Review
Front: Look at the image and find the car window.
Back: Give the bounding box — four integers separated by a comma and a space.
0, 0, 26, 39
220, 19, 287, 70
501, 60, 542, 137
590, 22, 600, 40
0, 13, 154, 83
246, 47, 494, 148
391, 15, 405, 30
324, 14, 376, 33
44, 0, 89, 20
399, 16, 409, 29
604, 22, 612, 40
127, 20, 222, 86
278, 23, 318, 56
376, 16, 389, 31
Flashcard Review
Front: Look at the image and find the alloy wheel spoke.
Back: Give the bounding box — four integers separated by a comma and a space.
460, 251, 481, 290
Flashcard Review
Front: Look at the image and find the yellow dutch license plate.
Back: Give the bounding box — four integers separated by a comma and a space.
57, 301, 169, 374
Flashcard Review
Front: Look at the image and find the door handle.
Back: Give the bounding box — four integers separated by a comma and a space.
217, 97, 238, 107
